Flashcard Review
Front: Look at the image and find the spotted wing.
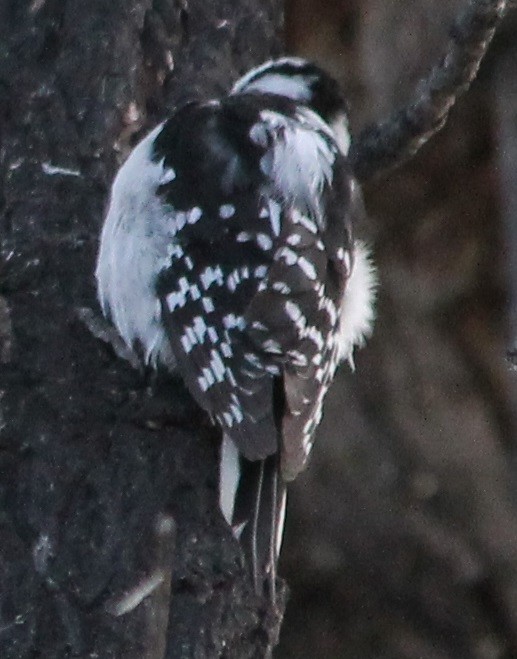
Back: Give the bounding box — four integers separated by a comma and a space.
153, 95, 355, 466
245, 158, 356, 480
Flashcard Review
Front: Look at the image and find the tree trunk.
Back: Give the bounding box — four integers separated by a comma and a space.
0, 1, 284, 657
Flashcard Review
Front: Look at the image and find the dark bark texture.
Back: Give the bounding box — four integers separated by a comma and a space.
2, 0, 516, 658
0, 1, 284, 657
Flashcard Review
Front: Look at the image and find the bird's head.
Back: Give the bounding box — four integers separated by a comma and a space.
231, 57, 351, 154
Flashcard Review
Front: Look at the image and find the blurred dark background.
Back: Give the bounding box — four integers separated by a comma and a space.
279, 1, 517, 657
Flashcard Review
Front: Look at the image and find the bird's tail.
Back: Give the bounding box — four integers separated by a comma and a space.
219, 434, 286, 600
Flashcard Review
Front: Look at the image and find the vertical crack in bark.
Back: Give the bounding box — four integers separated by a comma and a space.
0, 295, 13, 364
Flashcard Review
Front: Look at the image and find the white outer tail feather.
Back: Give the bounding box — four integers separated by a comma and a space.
219, 433, 241, 528
219, 434, 287, 560
219, 242, 375, 558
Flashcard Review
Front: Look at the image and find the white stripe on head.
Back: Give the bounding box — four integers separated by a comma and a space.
231, 57, 310, 95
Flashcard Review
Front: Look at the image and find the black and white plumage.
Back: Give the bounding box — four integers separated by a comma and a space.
95, 57, 376, 597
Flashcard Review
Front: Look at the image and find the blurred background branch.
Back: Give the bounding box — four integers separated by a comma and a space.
350, 0, 508, 182
494, 26, 517, 367
281, 1, 517, 657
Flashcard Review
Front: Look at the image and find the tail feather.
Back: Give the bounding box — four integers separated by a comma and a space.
219, 434, 240, 527
220, 434, 286, 600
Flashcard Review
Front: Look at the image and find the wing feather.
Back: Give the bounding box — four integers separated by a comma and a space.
153, 95, 358, 468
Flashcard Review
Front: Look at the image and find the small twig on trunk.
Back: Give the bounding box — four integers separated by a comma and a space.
77, 306, 142, 371
350, 0, 508, 182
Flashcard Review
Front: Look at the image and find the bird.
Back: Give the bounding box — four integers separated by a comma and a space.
95, 56, 376, 599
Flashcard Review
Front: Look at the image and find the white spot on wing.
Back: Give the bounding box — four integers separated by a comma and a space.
184, 325, 197, 347
261, 338, 282, 353
201, 366, 216, 388
192, 316, 207, 342
272, 281, 291, 294
209, 349, 226, 382
158, 160, 176, 184
167, 242, 183, 259
166, 290, 186, 311
285, 300, 303, 323
202, 297, 215, 313
320, 296, 338, 325
180, 334, 194, 354
291, 209, 317, 234
268, 199, 281, 236
200, 265, 224, 289
287, 349, 308, 366
188, 207, 202, 223
198, 374, 210, 391
226, 368, 237, 386
244, 352, 262, 367
222, 411, 234, 426
226, 270, 240, 292
223, 313, 245, 330
220, 342, 232, 357
277, 246, 297, 266
189, 284, 201, 300
171, 212, 187, 233
229, 403, 244, 423
219, 204, 235, 219
304, 325, 324, 351
256, 233, 273, 250
297, 256, 317, 280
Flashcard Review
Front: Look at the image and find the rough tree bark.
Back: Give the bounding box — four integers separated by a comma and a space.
1, 0, 513, 657
0, 1, 284, 657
